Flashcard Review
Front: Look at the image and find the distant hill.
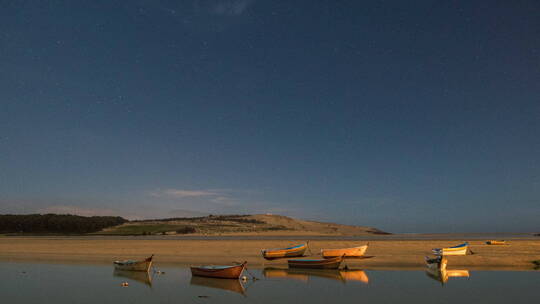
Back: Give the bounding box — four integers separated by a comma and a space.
98, 214, 390, 236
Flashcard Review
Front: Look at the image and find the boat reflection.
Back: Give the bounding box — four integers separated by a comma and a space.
263, 267, 369, 284
189, 276, 246, 296
113, 269, 153, 287
340, 269, 370, 283
425, 268, 470, 284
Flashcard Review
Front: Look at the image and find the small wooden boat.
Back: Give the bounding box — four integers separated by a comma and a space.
261, 243, 307, 260
113, 255, 153, 272
425, 256, 447, 271
190, 262, 246, 279
486, 240, 506, 245
190, 276, 246, 295
288, 255, 343, 269
321, 244, 368, 258
432, 242, 468, 256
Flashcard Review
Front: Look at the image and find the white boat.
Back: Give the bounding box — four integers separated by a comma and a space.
113, 255, 153, 272
432, 242, 468, 256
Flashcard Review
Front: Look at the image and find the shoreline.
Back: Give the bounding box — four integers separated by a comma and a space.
1, 237, 538, 270
2, 232, 538, 240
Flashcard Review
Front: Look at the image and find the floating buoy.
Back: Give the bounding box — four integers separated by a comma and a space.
241, 276, 248, 281
121, 282, 129, 287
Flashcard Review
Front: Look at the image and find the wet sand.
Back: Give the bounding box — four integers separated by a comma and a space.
0, 237, 538, 270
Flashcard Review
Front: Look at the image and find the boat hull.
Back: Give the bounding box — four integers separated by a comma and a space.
262, 243, 307, 260
321, 245, 367, 258
432, 243, 468, 256
288, 256, 343, 269
190, 263, 246, 279
113, 256, 153, 272
486, 240, 506, 245
432, 247, 467, 256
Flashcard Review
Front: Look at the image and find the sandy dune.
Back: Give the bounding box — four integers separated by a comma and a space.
100, 214, 388, 236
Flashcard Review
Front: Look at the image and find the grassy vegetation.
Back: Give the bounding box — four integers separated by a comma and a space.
134, 214, 265, 224
96, 224, 196, 235
97, 219, 291, 235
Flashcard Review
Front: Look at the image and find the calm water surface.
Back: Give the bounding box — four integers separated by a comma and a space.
0, 262, 538, 304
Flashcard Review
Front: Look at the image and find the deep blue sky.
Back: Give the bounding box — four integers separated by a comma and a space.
1, 0, 539, 232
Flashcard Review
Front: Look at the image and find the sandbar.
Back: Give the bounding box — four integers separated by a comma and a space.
0, 237, 538, 270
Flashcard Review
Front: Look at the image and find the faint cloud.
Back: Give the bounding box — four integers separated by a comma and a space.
150, 188, 240, 206
151, 189, 219, 198
211, 0, 253, 16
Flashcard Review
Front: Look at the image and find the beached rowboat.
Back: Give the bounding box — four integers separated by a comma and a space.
321, 245, 368, 258
486, 240, 506, 245
432, 242, 468, 256
113, 255, 153, 272
190, 262, 247, 279
288, 255, 343, 269
261, 243, 307, 260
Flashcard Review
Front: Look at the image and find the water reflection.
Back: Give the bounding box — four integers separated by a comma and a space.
112, 269, 153, 287
263, 267, 369, 283
425, 268, 470, 284
3, 262, 539, 304
189, 276, 246, 296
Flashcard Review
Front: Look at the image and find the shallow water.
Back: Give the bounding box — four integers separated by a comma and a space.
1, 262, 538, 303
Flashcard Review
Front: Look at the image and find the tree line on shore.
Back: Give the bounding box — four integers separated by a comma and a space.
0, 214, 127, 234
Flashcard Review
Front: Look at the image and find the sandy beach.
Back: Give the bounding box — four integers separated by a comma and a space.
1, 237, 538, 270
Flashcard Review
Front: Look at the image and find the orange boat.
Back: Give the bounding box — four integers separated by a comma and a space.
321, 245, 368, 258
261, 243, 307, 260
486, 240, 506, 245
190, 262, 247, 279
288, 255, 343, 269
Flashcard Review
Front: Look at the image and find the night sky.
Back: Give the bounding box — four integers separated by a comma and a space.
1, 0, 539, 232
